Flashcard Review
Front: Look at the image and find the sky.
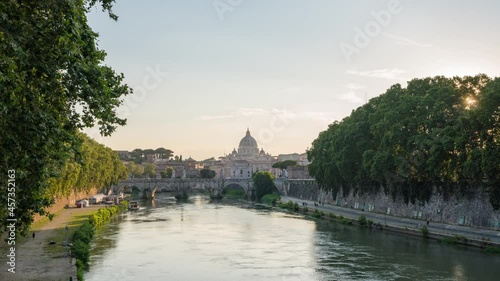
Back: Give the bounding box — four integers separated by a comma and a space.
85, 0, 500, 160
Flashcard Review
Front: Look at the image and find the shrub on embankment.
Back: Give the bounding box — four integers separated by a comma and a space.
277, 201, 300, 212
72, 201, 128, 281
260, 194, 281, 205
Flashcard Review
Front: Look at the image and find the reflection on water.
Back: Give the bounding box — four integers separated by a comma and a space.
86, 195, 500, 281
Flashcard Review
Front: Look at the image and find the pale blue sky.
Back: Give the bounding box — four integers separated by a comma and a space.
85, 0, 500, 160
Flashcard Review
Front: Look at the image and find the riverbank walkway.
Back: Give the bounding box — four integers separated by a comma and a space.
0, 205, 102, 281
281, 196, 500, 245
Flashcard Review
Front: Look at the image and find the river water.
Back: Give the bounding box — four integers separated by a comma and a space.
85, 195, 499, 281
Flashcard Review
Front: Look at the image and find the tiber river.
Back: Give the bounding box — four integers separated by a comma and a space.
85, 195, 500, 281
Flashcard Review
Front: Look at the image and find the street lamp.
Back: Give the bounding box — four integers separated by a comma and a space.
65, 225, 69, 257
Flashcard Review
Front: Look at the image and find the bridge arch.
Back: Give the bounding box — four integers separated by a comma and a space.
222, 183, 247, 197
130, 185, 141, 194
112, 178, 315, 200
223, 182, 246, 191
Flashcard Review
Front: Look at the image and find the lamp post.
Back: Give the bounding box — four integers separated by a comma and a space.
65, 225, 69, 257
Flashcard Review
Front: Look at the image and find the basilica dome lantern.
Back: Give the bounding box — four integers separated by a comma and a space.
238, 128, 259, 156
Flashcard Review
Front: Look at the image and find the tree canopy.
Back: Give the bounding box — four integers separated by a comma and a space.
160, 167, 173, 178
129, 148, 175, 163
200, 168, 216, 179
126, 162, 144, 178
155, 147, 174, 160
272, 160, 298, 170
253, 171, 276, 200
307, 75, 500, 208
143, 163, 156, 178
46, 133, 127, 198
0, 0, 131, 235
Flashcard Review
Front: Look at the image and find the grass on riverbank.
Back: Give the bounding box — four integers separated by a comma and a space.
277, 200, 300, 211
276, 200, 357, 225
439, 234, 468, 245
35, 207, 104, 256
260, 194, 280, 205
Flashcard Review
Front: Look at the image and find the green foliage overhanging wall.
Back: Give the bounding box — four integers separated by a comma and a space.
307, 75, 500, 208
46, 132, 128, 198
0, 0, 131, 236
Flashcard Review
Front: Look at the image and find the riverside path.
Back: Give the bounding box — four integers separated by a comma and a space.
281, 196, 500, 245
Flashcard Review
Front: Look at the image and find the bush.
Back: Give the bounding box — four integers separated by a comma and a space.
89, 204, 125, 228
72, 239, 90, 267
338, 216, 353, 225
358, 215, 367, 227
73, 221, 93, 244
277, 201, 300, 212
71, 201, 128, 280
420, 225, 429, 238
311, 209, 321, 218
367, 219, 373, 228
76, 259, 84, 281
442, 234, 468, 244
260, 194, 281, 205
486, 246, 500, 254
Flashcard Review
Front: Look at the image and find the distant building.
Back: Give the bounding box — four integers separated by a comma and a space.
208, 161, 223, 177
218, 129, 277, 179
149, 157, 201, 178
184, 157, 196, 170
184, 157, 200, 178
195, 162, 205, 170
287, 165, 311, 179
297, 152, 310, 166
277, 153, 300, 162
146, 154, 155, 163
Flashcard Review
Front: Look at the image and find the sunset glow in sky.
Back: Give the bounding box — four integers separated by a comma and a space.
85, 0, 500, 160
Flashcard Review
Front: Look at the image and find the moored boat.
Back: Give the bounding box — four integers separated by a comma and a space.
128, 201, 140, 210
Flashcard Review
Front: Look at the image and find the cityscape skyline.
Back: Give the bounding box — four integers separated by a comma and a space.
85, 0, 500, 159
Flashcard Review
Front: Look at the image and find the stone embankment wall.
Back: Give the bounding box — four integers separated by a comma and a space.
286, 181, 500, 230
33, 188, 98, 223
286, 180, 321, 201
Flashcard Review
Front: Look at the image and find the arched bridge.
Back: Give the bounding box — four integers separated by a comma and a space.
111, 178, 316, 199
111, 178, 255, 199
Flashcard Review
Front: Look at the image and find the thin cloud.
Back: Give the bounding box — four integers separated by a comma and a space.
196, 107, 334, 123
347, 68, 407, 80
268, 108, 297, 120
196, 107, 285, 121
301, 112, 337, 123
196, 114, 234, 121
337, 92, 364, 104
383, 33, 433, 48
345, 83, 366, 90
236, 108, 267, 116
